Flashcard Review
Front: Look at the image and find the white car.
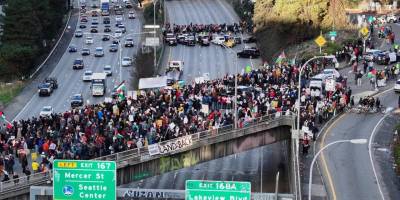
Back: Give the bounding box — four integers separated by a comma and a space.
322, 69, 340, 79
122, 57, 132, 66
211, 36, 225, 45
40, 106, 53, 117
115, 16, 123, 22
114, 29, 122, 38
395, 79, 400, 92
94, 47, 104, 57
82, 70, 93, 81
104, 65, 112, 76
128, 11, 135, 19
86, 36, 94, 44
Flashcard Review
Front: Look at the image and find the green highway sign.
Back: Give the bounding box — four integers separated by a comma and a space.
328, 31, 337, 37
53, 160, 116, 200
186, 180, 251, 200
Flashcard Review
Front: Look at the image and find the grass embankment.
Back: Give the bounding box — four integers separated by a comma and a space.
0, 81, 24, 106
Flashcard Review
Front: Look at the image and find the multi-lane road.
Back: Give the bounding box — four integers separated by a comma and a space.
162, 0, 261, 81
12, 0, 142, 120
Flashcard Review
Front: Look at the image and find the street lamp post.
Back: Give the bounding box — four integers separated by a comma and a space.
153, 0, 157, 70
296, 55, 337, 200
223, 46, 239, 129
308, 139, 367, 200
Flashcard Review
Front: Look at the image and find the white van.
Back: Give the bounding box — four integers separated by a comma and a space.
395, 79, 400, 92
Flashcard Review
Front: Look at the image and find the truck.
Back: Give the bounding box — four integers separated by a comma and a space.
91, 73, 107, 96
101, 0, 110, 16
165, 61, 183, 86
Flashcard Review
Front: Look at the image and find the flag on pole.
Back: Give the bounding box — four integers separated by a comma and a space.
115, 81, 127, 101
0, 111, 5, 121
6, 122, 12, 129
275, 51, 286, 64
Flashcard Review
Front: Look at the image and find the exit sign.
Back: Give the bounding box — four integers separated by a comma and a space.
53, 160, 116, 200
186, 180, 251, 200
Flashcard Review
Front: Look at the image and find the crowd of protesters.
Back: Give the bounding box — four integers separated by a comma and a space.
162, 22, 245, 36
0, 57, 353, 182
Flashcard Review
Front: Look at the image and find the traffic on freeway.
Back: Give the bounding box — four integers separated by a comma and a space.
13, 0, 142, 120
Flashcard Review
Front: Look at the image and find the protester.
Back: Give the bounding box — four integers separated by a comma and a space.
0, 56, 350, 177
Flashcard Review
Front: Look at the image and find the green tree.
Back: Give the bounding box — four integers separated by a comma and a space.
0, 0, 68, 80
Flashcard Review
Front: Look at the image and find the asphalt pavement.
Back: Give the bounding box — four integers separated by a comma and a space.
8, 0, 142, 120
120, 140, 291, 193
161, 0, 262, 82
304, 22, 400, 200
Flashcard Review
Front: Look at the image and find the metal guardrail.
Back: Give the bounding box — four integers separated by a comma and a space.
0, 112, 294, 197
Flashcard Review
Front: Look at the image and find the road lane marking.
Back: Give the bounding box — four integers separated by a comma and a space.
368, 115, 387, 200
319, 86, 394, 199
320, 114, 345, 200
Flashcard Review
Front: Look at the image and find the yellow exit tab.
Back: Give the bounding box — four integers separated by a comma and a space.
57, 162, 77, 168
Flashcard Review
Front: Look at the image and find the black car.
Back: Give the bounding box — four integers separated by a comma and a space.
38, 83, 53, 96
103, 17, 110, 24
68, 45, 77, 53
109, 44, 118, 52
44, 77, 58, 89
104, 26, 112, 33
102, 35, 110, 41
243, 36, 257, 43
73, 58, 84, 69
237, 47, 261, 58
112, 40, 119, 44
70, 94, 84, 107
90, 28, 98, 33
79, 24, 87, 29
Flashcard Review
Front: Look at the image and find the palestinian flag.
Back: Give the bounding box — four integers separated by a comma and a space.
0, 111, 5, 121
115, 81, 127, 101
275, 51, 286, 64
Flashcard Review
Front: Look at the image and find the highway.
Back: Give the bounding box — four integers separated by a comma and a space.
120, 140, 291, 193
13, 0, 142, 120
162, 0, 262, 81
319, 87, 399, 200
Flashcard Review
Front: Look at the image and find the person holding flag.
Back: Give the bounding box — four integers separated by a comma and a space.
0, 111, 12, 130
113, 81, 127, 101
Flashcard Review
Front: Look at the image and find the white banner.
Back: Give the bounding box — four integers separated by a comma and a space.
148, 144, 160, 156
325, 78, 336, 92
158, 135, 193, 154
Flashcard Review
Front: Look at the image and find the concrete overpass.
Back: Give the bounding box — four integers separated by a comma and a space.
0, 113, 300, 200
